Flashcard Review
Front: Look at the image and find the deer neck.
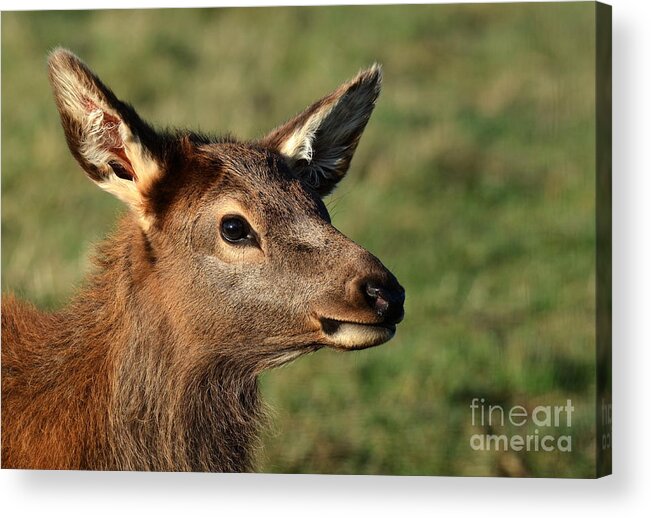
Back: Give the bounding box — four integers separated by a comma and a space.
72, 216, 262, 472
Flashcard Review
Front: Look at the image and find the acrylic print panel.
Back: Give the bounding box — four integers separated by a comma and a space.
1, 2, 611, 477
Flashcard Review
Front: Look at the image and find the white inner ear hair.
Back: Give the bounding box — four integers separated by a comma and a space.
278, 105, 336, 189
277, 94, 365, 189
81, 102, 124, 172
51, 66, 125, 173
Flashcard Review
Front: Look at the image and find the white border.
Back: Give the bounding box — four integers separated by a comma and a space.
1, 0, 649, 516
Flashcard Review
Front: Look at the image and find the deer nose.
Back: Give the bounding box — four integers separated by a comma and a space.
362, 279, 405, 325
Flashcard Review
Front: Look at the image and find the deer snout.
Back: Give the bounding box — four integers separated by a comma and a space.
362, 279, 405, 325
347, 273, 405, 326
317, 271, 405, 351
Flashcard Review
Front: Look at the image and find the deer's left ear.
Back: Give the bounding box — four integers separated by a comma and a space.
262, 65, 382, 197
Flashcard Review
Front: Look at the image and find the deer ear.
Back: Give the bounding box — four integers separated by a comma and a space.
262, 65, 382, 197
48, 48, 163, 229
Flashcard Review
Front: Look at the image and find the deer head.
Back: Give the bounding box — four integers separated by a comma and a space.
47, 49, 405, 370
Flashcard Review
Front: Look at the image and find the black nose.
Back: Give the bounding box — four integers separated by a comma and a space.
363, 279, 405, 325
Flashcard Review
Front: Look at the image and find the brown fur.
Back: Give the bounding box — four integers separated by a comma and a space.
2, 49, 404, 471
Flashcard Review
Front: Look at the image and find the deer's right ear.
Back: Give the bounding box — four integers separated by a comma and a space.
48, 48, 163, 229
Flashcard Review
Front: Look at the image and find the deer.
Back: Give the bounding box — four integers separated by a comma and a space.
1, 49, 405, 472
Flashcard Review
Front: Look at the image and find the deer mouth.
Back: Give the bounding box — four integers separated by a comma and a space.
319, 317, 396, 350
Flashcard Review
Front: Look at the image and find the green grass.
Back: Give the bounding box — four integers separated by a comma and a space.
2, 3, 598, 477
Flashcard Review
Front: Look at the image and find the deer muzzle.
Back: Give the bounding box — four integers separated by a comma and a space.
317, 271, 405, 350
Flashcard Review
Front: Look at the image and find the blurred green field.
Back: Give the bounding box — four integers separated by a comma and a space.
2, 3, 598, 477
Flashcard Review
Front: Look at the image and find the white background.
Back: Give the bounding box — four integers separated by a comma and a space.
0, 0, 648, 516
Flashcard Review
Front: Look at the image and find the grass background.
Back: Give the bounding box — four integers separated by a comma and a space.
2, 3, 598, 477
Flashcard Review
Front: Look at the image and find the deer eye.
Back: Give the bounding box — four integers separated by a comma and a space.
220, 216, 254, 244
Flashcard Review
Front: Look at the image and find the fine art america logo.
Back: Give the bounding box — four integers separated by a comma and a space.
469, 398, 574, 453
